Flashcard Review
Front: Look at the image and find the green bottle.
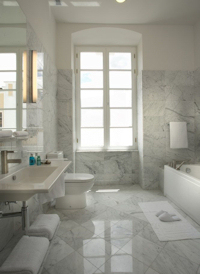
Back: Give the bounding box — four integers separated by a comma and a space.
37, 155, 41, 166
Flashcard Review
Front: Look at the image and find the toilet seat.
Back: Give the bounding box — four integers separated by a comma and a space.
65, 173, 94, 183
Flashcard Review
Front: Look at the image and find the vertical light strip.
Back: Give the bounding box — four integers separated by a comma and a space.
31, 50, 37, 103
22, 51, 27, 103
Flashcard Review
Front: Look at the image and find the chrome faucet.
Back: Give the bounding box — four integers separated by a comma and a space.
1, 150, 21, 174
176, 161, 185, 170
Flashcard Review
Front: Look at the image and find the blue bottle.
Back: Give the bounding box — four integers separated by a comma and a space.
29, 154, 35, 165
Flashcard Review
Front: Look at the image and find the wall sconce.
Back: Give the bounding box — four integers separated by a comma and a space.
22, 51, 27, 103
30, 50, 37, 103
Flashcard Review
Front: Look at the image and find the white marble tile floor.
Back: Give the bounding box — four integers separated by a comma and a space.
1, 184, 200, 274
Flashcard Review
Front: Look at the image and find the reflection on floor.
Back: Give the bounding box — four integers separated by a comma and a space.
2, 184, 200, 274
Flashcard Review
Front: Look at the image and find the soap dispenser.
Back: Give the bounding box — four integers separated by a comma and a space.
37, 155, 41, 166
29, 154, 35, 165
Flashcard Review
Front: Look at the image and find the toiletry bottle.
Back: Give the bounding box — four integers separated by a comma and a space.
29, 154, 35, 165
37, 155, 41, 166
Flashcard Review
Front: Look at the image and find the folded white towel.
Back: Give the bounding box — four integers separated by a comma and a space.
13, 131, 28, 137
27, 214, 60, 240
0, 130, 12, 138
170, 122, 188, 149
0, 236, 49, 274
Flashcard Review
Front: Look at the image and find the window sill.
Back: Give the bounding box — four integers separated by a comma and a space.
76, 149, 139, 153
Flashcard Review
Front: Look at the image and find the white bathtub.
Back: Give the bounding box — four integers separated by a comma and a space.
164, 164, 200, 225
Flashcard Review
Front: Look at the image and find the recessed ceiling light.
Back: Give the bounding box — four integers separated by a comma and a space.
116, 0, 126, 3
3, 1, 19, 6
49, 1, 68, 6
71, 1, 100, 7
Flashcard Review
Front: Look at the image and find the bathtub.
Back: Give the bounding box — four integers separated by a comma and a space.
164, 164, 200, 225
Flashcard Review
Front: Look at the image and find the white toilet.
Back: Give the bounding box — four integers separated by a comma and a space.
46, 151, 94, 209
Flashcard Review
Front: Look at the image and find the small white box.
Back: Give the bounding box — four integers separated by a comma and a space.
46, 151, 63, 159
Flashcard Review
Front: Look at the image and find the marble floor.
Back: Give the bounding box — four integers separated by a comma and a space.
1, 184, 200, 274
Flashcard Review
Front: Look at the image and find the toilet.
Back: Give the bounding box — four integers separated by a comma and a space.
46, 151, 94, 209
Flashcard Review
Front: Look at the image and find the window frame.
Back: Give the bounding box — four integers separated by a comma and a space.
75, 46, 137, 151
0, 47, 26, 131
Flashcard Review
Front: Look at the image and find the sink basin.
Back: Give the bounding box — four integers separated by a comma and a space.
0, 160, 71, 201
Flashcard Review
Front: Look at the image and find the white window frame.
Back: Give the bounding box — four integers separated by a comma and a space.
0, 47, 26, 131
75, 46, 137, 151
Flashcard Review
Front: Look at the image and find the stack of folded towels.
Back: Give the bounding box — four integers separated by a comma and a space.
0, 130, 13, 139
156, 210, 181, 222
13, 131, 28, 138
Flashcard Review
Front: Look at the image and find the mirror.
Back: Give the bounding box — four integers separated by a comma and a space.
0, 0, 44, 153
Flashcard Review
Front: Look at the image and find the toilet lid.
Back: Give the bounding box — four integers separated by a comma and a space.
64, 173, 94, 182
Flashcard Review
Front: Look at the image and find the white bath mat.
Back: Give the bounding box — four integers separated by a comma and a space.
139, 201, 200, 241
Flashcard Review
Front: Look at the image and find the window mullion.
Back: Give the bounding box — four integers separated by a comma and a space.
104, 48, 109, 150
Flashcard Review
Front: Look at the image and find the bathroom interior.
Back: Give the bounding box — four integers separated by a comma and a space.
0, 0, 200, 273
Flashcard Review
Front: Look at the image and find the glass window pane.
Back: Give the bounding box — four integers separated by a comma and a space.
0, 91, 16, 108
80, 52, 103, 69
81, 71, 103, 89
81, 90, 103, 107
81, 109, 103, 127
0, 110, 16, 128
109, 71, 131, 89
37, 52, 44, 70
37, 71, 43, 89
109, 52, 131, 70
0, 53, 16, 70
0, 72, 16, 89
110, 128, 132, 146
110, 90, 132, 107
81, 128, 104, 147
110, 109, 132, 127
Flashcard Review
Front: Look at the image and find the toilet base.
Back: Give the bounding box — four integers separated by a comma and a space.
55, 193, 87, 209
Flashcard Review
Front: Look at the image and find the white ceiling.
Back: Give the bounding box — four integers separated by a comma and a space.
50, 0, 200, 25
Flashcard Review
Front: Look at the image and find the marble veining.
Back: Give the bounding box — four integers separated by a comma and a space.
2, 184, 200, 274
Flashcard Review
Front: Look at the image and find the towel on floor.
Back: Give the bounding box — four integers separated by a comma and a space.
170, 122, 188, 149
0, 236, 49, 274
27, 214, 60, 240
0, 130, 12, 138
13, 131, 28, 137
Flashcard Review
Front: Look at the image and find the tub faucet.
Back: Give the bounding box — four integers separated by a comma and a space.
1, 150, 21, 174
176, 161, 185, 170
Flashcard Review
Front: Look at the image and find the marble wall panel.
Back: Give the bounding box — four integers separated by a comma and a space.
141, 69, 197, 189
75, 151, 139, 185
57, 69, 74, 172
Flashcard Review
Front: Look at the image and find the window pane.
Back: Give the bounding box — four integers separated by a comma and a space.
80, 52, 103, 70
37, 52, 44, 70
37, 71, 43, 89
81, 71, 103, 89
109, 52, 131, 70
0, 72, 16, 89
109, 71, 131, 88
0, 91, 16, 108
110, 109, 132, 127
81, 90, 103, 107
0, 53, 16, 70
110, 128, 132, 146
110, 90, 132, 107
81, 109, 103, 127
0, 110, 16, 128
81, 128, 104, 147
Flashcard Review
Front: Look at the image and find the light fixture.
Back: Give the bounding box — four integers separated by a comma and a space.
71, 1, 100, 6
116, 0, 126, 3
30, 50, 37, 103
22, 51, 27, 103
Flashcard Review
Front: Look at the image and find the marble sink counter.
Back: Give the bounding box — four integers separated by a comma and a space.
0, 160, 71, 201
